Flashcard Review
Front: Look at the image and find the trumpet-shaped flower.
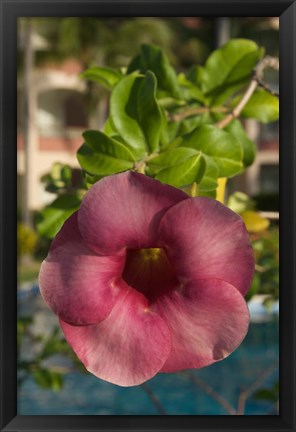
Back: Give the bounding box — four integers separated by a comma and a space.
39, 171, 254, 387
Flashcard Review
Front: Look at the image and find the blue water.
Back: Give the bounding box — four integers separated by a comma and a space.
18, 317, 279, 415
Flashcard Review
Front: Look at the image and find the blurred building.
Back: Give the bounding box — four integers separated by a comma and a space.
17, 57, 88, 211
229, 118, 279, 209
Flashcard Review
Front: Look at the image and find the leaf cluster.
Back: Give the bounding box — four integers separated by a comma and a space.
247, 227, 279, 302
37, 40, 279, 239
18, 316, 87, 391
253, 380, 279, 404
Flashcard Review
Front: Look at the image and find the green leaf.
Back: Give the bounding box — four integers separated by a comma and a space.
103, 116, 118, 136
61, 165, 72, 183
110, 71, 164, 156
164, 111, 214, 152
246, 272, 260, 301
159, 121, 180, 150
253, 388, 278, 403
177, 73, 205, 103
147, 147, 198, 174
186, 65, 204, 85
77, 130, 135, 176
158, 95, 186, 109
81, 66, 122, 90
225, 119, 256, 167
84, 173, 104, 188
148, 147, 206, 187
110, 73, 147, 156
200, 39, 264, 105
33, 369, 63, 392
37, 194, 81, 239
127, 44, 182, 99
198, 158, 219, 192
38, 327, 63, 359
137, 71, 165, 153
18, 316, 33, 327
181, 124, 243, 177
41, 163, 74, 193
179, 112, 214, 135
227, 191, 255, 213
239, 88, 279, 123
199, 189, 217, 198
202, 39, 263, 92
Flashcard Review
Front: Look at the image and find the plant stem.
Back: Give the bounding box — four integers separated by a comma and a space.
134, 161, 146, 174
189, 372, 237, 415
236, 362, 278, 415
216, 56, 279, 129
169, 106, 227, 122
216, 80, 258, 128
141, 382, 167, 415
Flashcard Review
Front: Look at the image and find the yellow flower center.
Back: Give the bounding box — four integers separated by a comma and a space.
140, 247, 162, 261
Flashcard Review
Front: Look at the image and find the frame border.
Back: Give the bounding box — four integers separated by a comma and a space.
1, 1, 295, 431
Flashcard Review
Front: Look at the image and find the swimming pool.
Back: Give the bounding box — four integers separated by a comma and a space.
18, 292, 279, 415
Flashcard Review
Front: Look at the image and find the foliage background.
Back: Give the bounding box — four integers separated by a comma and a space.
17, 17, 279, 415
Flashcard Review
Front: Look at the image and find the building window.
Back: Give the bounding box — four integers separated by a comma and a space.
37, 90, 88, 137
259, 121, 279, 151
64, 94, 88, 128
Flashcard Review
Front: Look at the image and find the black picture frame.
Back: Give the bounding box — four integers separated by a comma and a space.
1, 1, 295, 431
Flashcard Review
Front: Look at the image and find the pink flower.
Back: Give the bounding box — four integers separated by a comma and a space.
39, 171, 254, 387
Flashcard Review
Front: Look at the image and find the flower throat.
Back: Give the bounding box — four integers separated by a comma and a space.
122, 247, 180, 302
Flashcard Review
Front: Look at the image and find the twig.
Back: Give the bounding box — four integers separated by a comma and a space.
254, 55, 279, 97
217, 80, 258, 129
255, 78, 279, 97
134, 161, 146, 174
216, 56, 279, 129
236, 361, 278, 415
169, 106, 227, 122
255, 56, 279, 79
141, 382, 168, 415
255, 264, 267, 273
133, 152, 160, 174
190, 360, 278, 416
168, 57, 278, 126
189, 372, 237, 415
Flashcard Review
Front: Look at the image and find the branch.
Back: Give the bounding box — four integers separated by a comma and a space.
169, 106, 227, 122
190, 361, 278, 416
255, 78, 279, 97
236, 361, 278, 415
189, 372, 237, 415
141, 382, 168, 415
216, 56, 279, 129
254, 55, 279, 97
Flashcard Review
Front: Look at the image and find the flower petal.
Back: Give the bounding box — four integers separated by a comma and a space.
152, 278, 250, 372
60, 288, 172, 387
78, 171, 188, 255
159, 197, 254, 295
39, 212, 125, 326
